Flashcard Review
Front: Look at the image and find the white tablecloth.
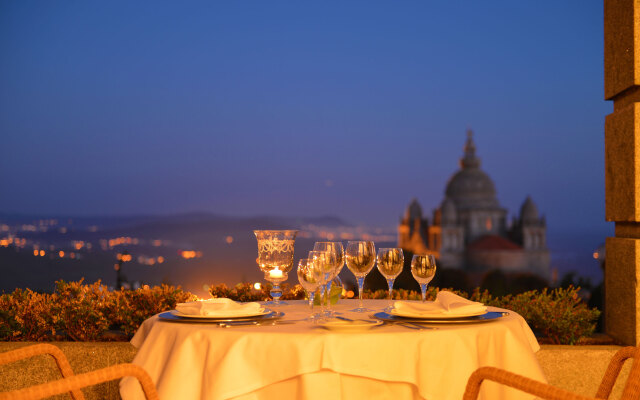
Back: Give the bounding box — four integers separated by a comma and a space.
120, 299, 546, 400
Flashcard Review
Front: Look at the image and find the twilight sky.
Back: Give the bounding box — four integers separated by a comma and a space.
0, 1, 611, 235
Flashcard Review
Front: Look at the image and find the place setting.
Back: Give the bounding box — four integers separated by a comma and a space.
372, 291, 506, 325
158, 297, 286, 327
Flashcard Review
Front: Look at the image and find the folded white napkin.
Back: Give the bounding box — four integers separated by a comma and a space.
175, 298, 263, 317
393, 291, 486, 317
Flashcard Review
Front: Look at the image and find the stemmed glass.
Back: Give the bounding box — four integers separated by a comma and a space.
308, 250, 334, 316
254, 230, 298, 306
345, 241, 376, 312
411, 254, 437, 302
312, 242, 344, 316
297, 258, 322, 321
376, 248, 404, 312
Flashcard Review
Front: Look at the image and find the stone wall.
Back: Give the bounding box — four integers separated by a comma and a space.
604, 0, 640, 345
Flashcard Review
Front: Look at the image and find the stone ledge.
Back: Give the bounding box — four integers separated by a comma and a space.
538, 344, 631, 398
0, 343, 634, 399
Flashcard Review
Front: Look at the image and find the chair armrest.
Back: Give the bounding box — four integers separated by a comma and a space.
0, 363, 159, 400
0, 344, 84, 400
596, 346, 638, 399
463, 366, 596, 400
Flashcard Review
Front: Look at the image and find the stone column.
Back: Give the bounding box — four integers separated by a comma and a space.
604, 0, 640, 345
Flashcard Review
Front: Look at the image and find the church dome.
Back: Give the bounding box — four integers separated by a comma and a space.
441, 197, 457, 224
444, 130, 500, 210
520, 196, 539, 223
405, 198, 423, 220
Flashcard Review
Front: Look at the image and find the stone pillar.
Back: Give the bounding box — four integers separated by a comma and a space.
604, 0, 640, 345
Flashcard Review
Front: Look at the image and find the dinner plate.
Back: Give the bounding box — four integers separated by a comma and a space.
317, 319, 384, 332
171, 308, 271, 319
372, 311, 507, 324
158, 310, 283, 324
390, 307, 487, 319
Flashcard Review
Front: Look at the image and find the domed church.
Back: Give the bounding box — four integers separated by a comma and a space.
398, 130, 550, 278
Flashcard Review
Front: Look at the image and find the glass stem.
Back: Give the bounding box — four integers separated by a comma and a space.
420, 283, 427, 302
357, 276, 365, 309
271, 282, 282, 305
387, 278, 394, 304
325, 274, 332, 311
308, 292, 315, 313
320, 285, 326, 314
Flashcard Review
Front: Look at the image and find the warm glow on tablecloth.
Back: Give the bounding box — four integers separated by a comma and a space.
121, 299, 545, 400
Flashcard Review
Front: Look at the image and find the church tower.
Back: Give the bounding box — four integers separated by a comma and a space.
398, 198, 429, 255
398, 130, 550, 278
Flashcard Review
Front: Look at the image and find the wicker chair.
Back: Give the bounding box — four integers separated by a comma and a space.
463, 346, 640, 400
0, 343, 158, 400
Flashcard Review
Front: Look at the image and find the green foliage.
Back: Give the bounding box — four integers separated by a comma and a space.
0, 281, 600, 345
0, 279, 194, 341
498, 286, 600, 345
54, 279, 111, 341
313, 284, 343, 305
107, 284, 196, 336
0, 288, 57, 341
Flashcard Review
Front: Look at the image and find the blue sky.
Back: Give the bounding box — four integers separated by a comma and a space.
0, 1, 611, 235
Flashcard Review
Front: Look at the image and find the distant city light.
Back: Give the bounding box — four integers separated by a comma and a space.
181, 250, 198, 259
33, 249, 38, 256
39, 250, 45, 256
108, 237, 137, 247
157, 256, 164, 264
117, 252, 132, 262
593, 252, 599, 259
225, 236, 234, 244
70, 252, 76, 259
59, 251, 64, 258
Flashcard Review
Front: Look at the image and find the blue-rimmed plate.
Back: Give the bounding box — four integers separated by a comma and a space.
371, 311, 507, 324
158, 310, 284, 324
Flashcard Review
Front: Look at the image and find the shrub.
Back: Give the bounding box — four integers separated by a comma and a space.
500, 286, 600, 345
0, 289, 57, 341
208, 282, 307, 302
53, 279, 111, 341
107, 285, 196, 336
0, 280, 600, 344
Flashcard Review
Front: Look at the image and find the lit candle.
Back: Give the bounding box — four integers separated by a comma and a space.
269, 268, 283, 279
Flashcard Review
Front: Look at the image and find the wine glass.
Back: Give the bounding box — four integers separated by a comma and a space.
297, 258, 322, 321
411, 254, 437, 302
345, 241, 376, 312
376, 248, 404, 312
308, 250, 332, 315
312, 242, 344, 315
254, 230, 298, 306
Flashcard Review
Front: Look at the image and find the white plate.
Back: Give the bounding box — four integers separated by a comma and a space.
390, 308, 487, 319
318, 319, 383, 332
171, 308, 270, 319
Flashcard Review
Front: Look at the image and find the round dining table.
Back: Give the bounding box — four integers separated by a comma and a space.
120, 299, 546, 400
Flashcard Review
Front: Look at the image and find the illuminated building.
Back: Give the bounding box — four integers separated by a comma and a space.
398, 131, 550, 277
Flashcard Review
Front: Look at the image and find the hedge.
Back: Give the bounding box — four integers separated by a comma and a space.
0, 280, 599, 345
